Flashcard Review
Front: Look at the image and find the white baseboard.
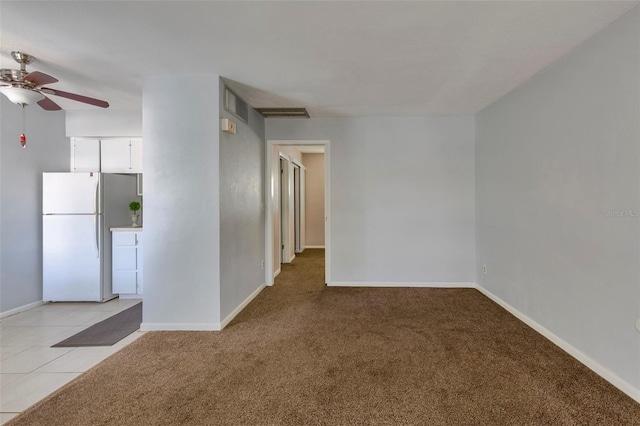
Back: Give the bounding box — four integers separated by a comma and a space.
305, 245, 325, 249
288, 254, 296, 263
140, 283, 266, 332
328, 281, 475, 288
0, 300, 45, 319
140, 322, 221, 331
273, 267, 281, 279
220, 283, 266, 329
475, 285, 640, 404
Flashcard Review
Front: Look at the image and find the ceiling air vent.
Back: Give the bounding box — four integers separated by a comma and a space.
224, 87, 248, 123
255, 107, 310, 118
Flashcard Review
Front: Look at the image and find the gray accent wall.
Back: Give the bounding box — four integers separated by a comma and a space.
267, 116, 475, 284
0, 96, 69, 313
219, 80, 266, 321
475, 8, 640, 391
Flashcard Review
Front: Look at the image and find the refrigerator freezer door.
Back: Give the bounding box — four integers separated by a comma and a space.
43, 214, 102, 301
43, 173, 101, 214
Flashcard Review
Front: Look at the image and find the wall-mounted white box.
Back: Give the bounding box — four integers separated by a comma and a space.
221, 118, 236, 134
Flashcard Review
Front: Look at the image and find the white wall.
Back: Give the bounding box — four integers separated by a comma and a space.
66, 109, 142, 137
267, 116, 475, 285
302, 153, 324, 247
0, 97, 69, 313
219, 80, 266, 322
475, 8, 640, 396
141, 76, 221, 329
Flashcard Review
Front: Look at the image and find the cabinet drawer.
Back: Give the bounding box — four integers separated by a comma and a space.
113, 232, 137, 246
113, 247, 137, 269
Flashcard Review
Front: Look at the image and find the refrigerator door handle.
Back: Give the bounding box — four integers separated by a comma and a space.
94, 216, 100, 258
93, 179, 99, 214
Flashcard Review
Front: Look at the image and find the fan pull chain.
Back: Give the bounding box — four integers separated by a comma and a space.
20, 104, 27, 148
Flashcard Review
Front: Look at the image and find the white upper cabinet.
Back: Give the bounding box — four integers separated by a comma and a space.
131, 138, 143, 173
70, 138, 100, 172
70, 138, 142, 173
101, 138, 142, 173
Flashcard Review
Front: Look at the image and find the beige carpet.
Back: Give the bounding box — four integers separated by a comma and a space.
8, 249, 640, 425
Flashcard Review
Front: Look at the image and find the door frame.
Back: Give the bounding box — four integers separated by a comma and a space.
279, 154, 291, 265
291, 161, 304, 254
265, 139, 330, 286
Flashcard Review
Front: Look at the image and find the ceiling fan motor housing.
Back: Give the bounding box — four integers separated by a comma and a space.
1, 52, 36, 87
0, 69, 30, 85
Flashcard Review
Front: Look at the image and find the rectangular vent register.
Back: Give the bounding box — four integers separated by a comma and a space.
224, 86, 249, 123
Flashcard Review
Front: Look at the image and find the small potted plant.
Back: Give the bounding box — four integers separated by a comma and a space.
129, 200, 141, 227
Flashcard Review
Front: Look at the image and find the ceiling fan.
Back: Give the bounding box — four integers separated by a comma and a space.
0, 51, 109, 110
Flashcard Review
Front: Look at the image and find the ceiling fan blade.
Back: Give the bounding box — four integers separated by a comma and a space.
24, 71, 58, 86
37, 95, 62, 111
40, 87, 109, 108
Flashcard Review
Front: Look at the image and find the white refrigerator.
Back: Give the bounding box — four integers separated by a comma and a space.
43, 172, 138, 302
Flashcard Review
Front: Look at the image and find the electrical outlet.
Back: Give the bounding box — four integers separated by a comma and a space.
482, 264, 488, 275
261, 260, 265, 270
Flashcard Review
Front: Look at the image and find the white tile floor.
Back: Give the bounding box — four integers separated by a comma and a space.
0, 298, 145, 424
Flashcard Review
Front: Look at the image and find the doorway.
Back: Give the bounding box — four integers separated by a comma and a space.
266, 140, 330, 286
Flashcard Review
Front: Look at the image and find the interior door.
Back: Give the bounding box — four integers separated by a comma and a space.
280, 157, 285, 264
293, 164, 301, 253
300, 167, 306, 251
43, 214, 102, 301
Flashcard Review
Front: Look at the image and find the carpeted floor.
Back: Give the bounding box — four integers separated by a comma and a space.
8, 249, 640, 425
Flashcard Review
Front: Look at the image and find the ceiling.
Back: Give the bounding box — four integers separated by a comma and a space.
1, 1, 637, 116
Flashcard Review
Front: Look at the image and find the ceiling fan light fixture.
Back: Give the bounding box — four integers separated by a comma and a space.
0, 86, 44, 106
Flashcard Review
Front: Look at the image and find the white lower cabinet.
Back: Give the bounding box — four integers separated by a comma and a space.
112, 230, 143, 297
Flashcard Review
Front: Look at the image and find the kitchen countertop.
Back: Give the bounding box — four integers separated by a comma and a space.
110, 226, 143, 231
